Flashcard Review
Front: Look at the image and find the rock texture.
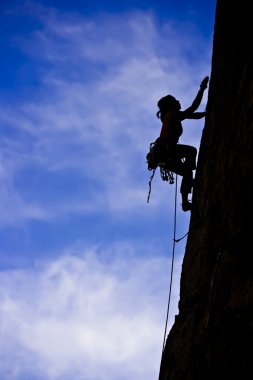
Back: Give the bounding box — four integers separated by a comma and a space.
159, 1, 253, 379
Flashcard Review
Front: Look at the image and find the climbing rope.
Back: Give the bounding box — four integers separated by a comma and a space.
161, 174, 178, 352
146, 168, 189, 378
158, 174, 189, 379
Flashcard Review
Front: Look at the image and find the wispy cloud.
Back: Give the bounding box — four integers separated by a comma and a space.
0, 243, 184, 380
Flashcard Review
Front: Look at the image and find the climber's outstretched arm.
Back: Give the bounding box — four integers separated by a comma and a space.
180, 76, 209, 120
186, 111, 206, 119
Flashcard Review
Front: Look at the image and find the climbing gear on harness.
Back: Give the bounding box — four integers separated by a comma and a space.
146, 140, 176, 203
147, 168, 156, 203
159, 163, 175, 184
146, 164, 175, 203
146, 141, 159, 171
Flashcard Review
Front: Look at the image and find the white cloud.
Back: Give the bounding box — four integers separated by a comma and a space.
0, 243, 184, 380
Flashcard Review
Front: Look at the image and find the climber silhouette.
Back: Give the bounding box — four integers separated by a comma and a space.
155, 76, 209, 211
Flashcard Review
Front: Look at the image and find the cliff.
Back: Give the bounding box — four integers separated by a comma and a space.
159, 1, 253, 379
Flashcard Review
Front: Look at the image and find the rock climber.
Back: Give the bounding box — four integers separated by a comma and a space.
154, 76, 209, 211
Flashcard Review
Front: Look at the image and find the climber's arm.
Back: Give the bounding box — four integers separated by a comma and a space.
180, 76, 209, 120
186, 112, 206, 119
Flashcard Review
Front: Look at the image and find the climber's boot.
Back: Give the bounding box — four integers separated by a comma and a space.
182, 200, 192, 212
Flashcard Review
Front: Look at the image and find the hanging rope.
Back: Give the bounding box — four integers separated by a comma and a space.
157, 175, 191, 380
161, 174, 178, 353
147, 166, 190, 378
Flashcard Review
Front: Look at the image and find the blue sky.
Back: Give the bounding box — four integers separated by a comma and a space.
0, 1, 216, 379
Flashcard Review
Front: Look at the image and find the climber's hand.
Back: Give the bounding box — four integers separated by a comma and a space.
200, 76, 209, 89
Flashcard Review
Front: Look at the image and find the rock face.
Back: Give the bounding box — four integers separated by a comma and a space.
159, 1, 253, 379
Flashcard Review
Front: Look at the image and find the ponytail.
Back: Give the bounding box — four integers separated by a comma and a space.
156, 110, 161, 119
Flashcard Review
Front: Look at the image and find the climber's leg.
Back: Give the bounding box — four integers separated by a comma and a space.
180, 168, 193, 212
175, 144, 197, 170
